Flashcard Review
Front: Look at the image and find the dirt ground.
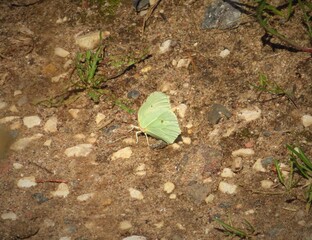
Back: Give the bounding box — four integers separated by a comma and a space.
1, 0, 312, 239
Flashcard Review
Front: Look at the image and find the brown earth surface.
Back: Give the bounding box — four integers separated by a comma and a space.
0, 0, 312, 239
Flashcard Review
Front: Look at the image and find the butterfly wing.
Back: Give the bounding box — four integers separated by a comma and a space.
138, 92, 171, 128
144, 109, 181, 144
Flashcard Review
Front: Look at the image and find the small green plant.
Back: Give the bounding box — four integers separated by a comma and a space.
75, 45, 105, 103
255, 0, 312, 53
275, 145, 312, 211
214, 217, 257, 239
251, 73, 296, 106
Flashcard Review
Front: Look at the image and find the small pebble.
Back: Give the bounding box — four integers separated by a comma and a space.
164, 182, 175, 194
95, 113, 105, 125
135, 163, 146, 176
232, 148, 255, 157
75, 31, 110, 50
169, 193, 177, 199
261, 179, 274, 189
159, 39, 174, 54
63, 60, 73, 69
51, 72, 68, 83
122, 236, 147, 240
302, 115, 312, 127
14, 90, 22, 96
44, 139, 52, 146
154, 221, 164, 229
77, 193, 95, 202
140, 66, 152, 73
51, 183, 69, 198
176, 58, 191, 68
32, 193, 49, 204
123, 137, 136, 145
176, 104, 187, 119
218, 181, 237, 194
59, 237, 71, 240
128, 188, 144, 200
9, 105, 18, 112
220, 168, 235, 178
182, 136, 191, 145
44, 116, 58, 133
232, 157, 243, 172
219, 49, 230, 58
1, 212, 17, 221
23, 116, 41, 128
13, 163, 23, 169
54, 47, 70, 58
238, 108, 261, 122
17, 176, 37, 188
127, 90, 141, 99
119, 220, 132, 230
68, 109, 80, 118
0, 116, 19, 124
205, 194, 215, 204
170, 143, 181, 150
64, 144, 93, 157
10, 134, 43, 151
252, 158, 266, 172
111, 147, 132, 160
245, 209, 255, 215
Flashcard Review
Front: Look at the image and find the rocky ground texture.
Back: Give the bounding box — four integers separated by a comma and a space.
0, 0, 312, 239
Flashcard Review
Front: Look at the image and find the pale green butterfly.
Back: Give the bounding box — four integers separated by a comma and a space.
135, 91, 181, 144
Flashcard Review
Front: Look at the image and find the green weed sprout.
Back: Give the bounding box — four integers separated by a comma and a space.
214, 217, 257, 239
255, 0, 312, 53
275, 145, 312, 211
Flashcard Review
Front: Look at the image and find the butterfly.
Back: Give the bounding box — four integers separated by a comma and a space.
134, 91, 181, 145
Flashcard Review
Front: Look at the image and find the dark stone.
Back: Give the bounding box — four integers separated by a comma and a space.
32, 193, 49, 204
207, 103, 232, 124
127, 89, 141, 99
202, 0, 241, 29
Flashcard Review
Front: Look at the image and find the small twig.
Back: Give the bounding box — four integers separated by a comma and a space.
142, 0, 162, 34
30, 162, 53, 174
36, 179, 68, 183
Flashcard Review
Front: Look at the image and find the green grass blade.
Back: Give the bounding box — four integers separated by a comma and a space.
214, 218, 248, 238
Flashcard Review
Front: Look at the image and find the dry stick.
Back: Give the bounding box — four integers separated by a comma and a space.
36, 179, 68, 183
142, 0, 162, 34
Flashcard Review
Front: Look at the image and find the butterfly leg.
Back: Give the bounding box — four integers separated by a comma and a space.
135, 131, 141, 143
144, 132, 150, 146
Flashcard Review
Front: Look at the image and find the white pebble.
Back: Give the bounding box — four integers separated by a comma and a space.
44, 116, 58, 133
13, 163, 23, 169
220, 168, 235, 178
182, 136, 191, 145
123, 137, 136, 145
128, 188, 144, 200
95, 113, 106, 125
159, 39, 173, 54
169, 193, 176, 199
9, 105, 18, 112
119, 220, 132, 230
135, 164, 146, 176
17, 176, 37, 188
163, 182, 175, 194
205, 194, 215, 204
176, 104, 187, 119
54, 47, 70, 58
51, 72, 68, 83
51, 183, 69, 198
1, 212, 17, 221
68, 109, 80, 118
13, 90, 22, 96
75, 31, 110, 50
111, 147, 132, 160
122, 236, 147, 240
252, 158, 266, 172
10, 134, 43, 151
232, 148, 255, 157
44, 139, 52, 146
0, 116, 19, 124
176, 58, 191, 68
302, 115, 312, 127
261, 179, 274, 189
218, 181, 237, 194
77, 193, 94, 202
170, 143, 181, 150
238, 108, 261, 122
65, 144, 93, 157
219, 48, 230, 58
23, 116, 41, 128
244, 209, 255, 215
